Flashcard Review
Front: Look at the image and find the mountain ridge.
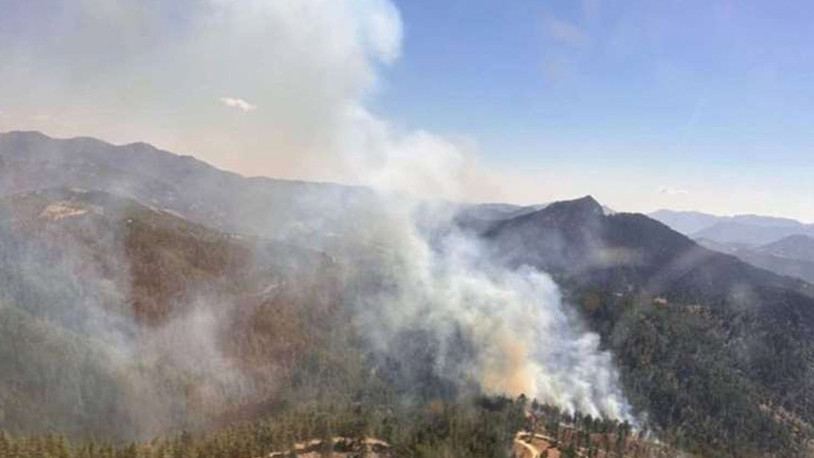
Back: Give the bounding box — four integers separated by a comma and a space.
1, 131, 814, 455
650, 208, 814, 247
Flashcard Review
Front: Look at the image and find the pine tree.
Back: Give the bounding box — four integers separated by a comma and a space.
0, 432, 11, 458
119, 443, 138, 458
563, 442, 577, 458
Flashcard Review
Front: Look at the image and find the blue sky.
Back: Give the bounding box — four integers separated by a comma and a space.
0, 0, 812, 220
380, 0, 813, 165
374, 0, 814, 219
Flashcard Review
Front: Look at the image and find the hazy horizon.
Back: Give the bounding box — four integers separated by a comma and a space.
1, 0, 812, 221
4, 128, 812, 225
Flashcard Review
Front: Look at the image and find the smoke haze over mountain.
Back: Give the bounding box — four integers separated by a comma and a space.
0, 0, 637, 439
337, 193, 633, 420
0, 0, 499, 200
4, 1, 814, 456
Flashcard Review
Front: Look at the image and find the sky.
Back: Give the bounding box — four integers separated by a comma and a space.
0, 0, 812, 221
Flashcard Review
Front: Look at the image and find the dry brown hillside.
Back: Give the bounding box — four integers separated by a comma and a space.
0, 188, 347, 438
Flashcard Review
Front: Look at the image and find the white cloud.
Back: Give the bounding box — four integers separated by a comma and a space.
545, 18, 590, 48
658, 186, 689, 196
219, 97, 256, 113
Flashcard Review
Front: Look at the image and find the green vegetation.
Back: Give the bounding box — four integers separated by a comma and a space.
576, 290, 813, 457
0, 396, 526, 458
483, 200, 814, 456
524, 402, 670, 457
1, 188, 814, 457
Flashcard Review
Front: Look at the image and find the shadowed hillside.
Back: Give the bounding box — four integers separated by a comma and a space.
474, 197, 814, 456
0, 187, 346, 440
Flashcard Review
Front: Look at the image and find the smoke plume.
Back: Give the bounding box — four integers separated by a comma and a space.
338, 190, 633, 420
0, 0, 636, 438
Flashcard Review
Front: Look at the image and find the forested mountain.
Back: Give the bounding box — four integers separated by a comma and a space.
473, 197, 814, 455
731, 236, 814, 285
652, 207, 814, 284
0, 131, 376, 243
694, 235, 814, 285
0, 187, 345, 440
758, 235, 814, 263
1, 132, 813, 457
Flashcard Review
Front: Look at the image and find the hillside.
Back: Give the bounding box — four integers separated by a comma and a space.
693, 222, 814, 247
0, 131, 377, 243
695, 235, 814, 285
736, 249, 814, 285
650, 209, 814, 249
477, 197, 814, 456
0, 188, 345, 440
649, 210, 732, 235
1, 132, 814, 456
650, 209, 809, 242
757, 235, 814, 263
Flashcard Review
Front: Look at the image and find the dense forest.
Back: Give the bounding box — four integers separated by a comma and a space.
475, 197, 814, 457
0, 397, 678, 458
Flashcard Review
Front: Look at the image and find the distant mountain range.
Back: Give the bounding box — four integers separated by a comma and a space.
0, 130, 379, 243
694, 221, 814, 247
695, 234, 814, 284
651, 209, 814, 285
760, 234, 814, 262
1, 131, 813, 455
650, 209, 814, 246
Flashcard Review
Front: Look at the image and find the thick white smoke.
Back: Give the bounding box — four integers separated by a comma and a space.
2, 0, 636, 426
343, 191, 633, 420
316, 50, 634, 417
